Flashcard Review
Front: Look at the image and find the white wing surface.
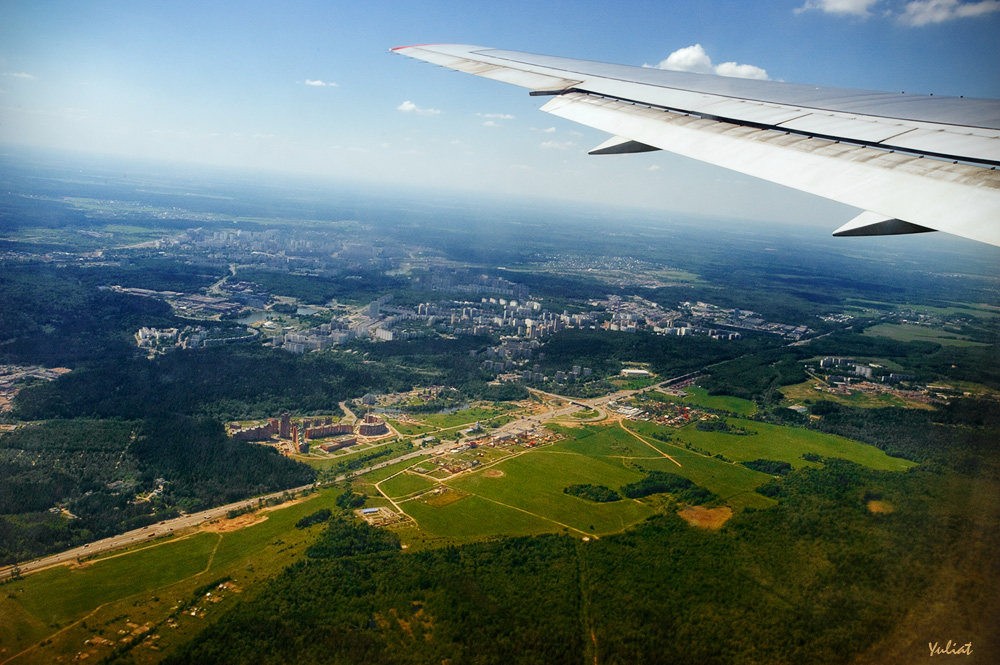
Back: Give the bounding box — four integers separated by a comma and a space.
392, 44, 1000, 248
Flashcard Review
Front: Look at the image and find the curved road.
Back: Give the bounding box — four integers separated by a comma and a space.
0, 375, 694, 581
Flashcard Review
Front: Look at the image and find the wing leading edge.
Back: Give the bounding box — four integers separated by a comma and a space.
392, 44, 1000, 248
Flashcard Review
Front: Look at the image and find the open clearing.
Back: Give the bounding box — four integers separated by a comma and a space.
0, 489, 333, 664
677, 505, 733, 529
647, 418, 916, 472
864, 322, 988, 347
781, 378, 934, 410
678, 386, 757, 416
1, 409, 924, 663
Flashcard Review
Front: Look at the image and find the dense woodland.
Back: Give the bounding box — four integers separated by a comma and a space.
169, 457, 1000, 665
0, 416, 314, 564
2, 162, 999, 663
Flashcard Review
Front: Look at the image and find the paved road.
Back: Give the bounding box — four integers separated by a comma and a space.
0, 439, 459, 581
0, 377, 695, 581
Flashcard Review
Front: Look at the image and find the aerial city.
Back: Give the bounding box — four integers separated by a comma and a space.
1, 2, 998, 664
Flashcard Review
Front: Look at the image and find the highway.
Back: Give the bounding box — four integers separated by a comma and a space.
0, 375, 694, 581
0, 438, 458, 582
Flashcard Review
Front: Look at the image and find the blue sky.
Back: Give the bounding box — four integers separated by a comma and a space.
3, 0, 999, 226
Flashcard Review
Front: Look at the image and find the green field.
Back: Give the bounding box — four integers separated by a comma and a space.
0, 414, 921, 662
385, 419, 437, 437
0, 488, 346, 664
447, 450, 655, 535
664, 418, 916, 472
681, 386, 758, 416
415, 404, 516, 429
864, 322, 989, 347
645, 385, 757, 416
782, 378, 934, 410
846, 300, 1000, 320
388, 422, 788, 544
301, 441, 403, 471
378, 470, 439, 498
402, 494, 559, 542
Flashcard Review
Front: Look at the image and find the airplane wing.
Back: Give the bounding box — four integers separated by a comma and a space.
391, 44, 1000, 248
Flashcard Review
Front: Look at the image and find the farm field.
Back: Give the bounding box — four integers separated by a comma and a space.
646, 418, 917, 472
414, 404, 519, 430
0, 411, 932, 662
0, 489, 343, 665
387, 421, 792, 545
781, 378, 934, 410
378, 470, 439, 498
385, 418, 436, 437
676, 385, 757, 416
863, 322, 988, 347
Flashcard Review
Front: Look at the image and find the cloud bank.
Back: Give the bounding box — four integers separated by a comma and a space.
795, 0, 880, 16
397, 100, 441, 116
899, 0, 1000, 25
645, 45, 770, 80
795, 0, 1000, 24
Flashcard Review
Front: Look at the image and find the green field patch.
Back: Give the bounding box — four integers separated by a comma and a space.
681, 385, 757, 416
672, 418, 916, 472
414, 405, 515, 430
349, 456, 433, 496
611, 377, 659, 391
649, 268, 701, 283
726, 491, 777, 512
422, 488, 468, 508
626, 435, 776, 501
447, 451, 654, 535
386, 419, 437, 437
403, 494, 557, 541
847, 301, 1000, 320
11, 532, 219, 631
550, 423, 665, 459
864, 322, 988, 347
302, 442, 403, 471
782, 378, 933, 410
379, 471, 439, 498
1, 489, 341, 660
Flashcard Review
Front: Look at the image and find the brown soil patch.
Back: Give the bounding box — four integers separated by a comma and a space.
677, 505, 733, 529
867, 500, 895, 514
483, 469, 505, 478
262, 495, 311, 512
425, 489, 467, 508
203, 512, 267, 533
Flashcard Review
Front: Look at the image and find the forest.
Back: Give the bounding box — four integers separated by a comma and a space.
0, 416, 315, 564
167, 456, 1000, 665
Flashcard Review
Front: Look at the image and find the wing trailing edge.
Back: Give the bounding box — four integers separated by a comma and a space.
392, 44, 1000, 248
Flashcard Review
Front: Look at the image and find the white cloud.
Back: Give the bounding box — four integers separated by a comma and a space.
794, 0, 881, 16
540, 140, 575, 150
3, 72, 37, 80
542, 127, 557, 133
482, 120, 498, 127
794, 0, 999, 23
648, 165, 662, 172
899, 0, 1000, 24
304, 79, 338, 87
477, 112, 515, 120
645, 45, 770, 80
397, 100, 441, 116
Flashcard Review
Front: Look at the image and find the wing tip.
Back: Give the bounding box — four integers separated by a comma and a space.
390, 43, 451, 52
